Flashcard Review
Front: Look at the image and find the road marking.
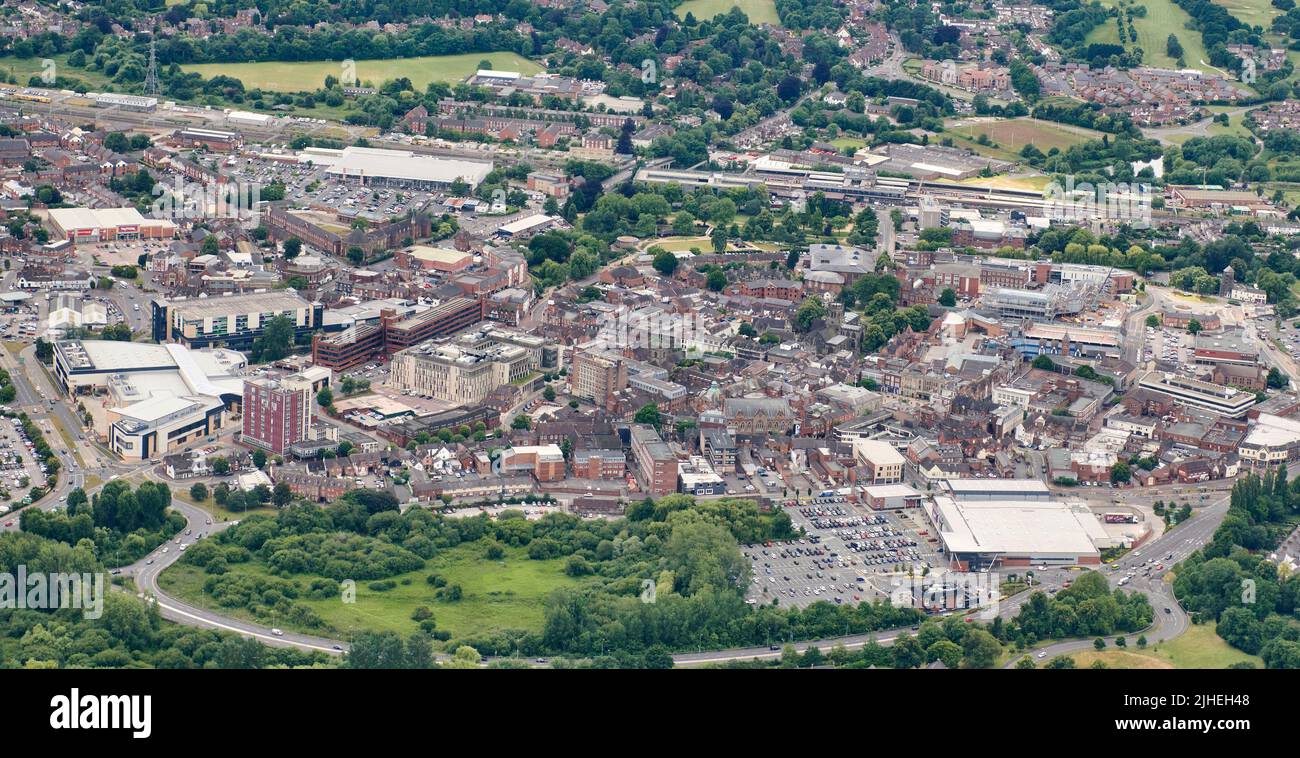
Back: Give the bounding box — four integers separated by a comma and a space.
149, 593, 343, 654
676, 635, 900, 664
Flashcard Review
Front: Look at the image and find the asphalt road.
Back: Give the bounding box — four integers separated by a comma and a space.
1004, 499, 1224, 666
675, 493, 1230, 667
0, 343, 85, 531
116, 484, 349, 656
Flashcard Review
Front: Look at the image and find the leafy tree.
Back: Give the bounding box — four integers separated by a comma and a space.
634, 403, 662, 428
190, 483, 209, 502
891, 633, 925, 669
961, 629, 1002, 669
652, 249, 679, 277
251, 314, 295, 363
795, 297, 827, 332
938, 288, 957, 307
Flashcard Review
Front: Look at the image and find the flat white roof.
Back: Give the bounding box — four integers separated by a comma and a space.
115, 394, 199, 424
861, 484, 921, 498
48, 206, 175, 231
498, 213, 558, 234
852, 439, 906, 465
1244, 413, 1300, 447
911, 162, 965, 176
228, 110, 271, 123
325, 146, 493, 187
934, 496, 1103, 557
77, 340, 173, 371
407, 246, 471, 264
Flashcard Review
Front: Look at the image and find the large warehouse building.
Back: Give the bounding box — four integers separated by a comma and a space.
927, 494, 1112, 569
46, 207, 178, 243
52, 340, 246, 461
320, 146, 493, 190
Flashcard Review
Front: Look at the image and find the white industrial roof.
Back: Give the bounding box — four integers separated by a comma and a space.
1244, 413, 1300, 447
934, 496, 1104, 557
48, 206, 176, 231
861, 484, 921, 498
78, 341, 173, 371
497, 213, 558, 235
115, 394, 199, 424
911, 162, 964, 176
165, 343, 243, 398
325, 146, 493, 186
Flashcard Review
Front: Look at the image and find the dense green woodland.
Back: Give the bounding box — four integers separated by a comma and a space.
176, 490, 940, 659
22, 481, 184, 566
1173, 470, 1300, 668
0, 530, 327, 668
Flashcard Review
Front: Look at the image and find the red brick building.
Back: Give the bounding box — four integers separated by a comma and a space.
242, 375, 312, 454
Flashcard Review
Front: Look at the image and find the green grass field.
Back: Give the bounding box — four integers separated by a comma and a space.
171, 487, 277, 523
945, 117, 1101, 162
159, 542, 592, 640
675, 0, 780, 25
1017, 624, 1262, 669
183, 52, 543, 93
652, 236, 712, 253
1070, 648, 1175, 669
1086, 0, 1214, 74
1216, 0, 1283, 27
949, 117, 1102, 152
2, 55, 115, 90
1151, 623, 1263, 669
830, 136, 867, 152
1157, 112, 1254, 145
